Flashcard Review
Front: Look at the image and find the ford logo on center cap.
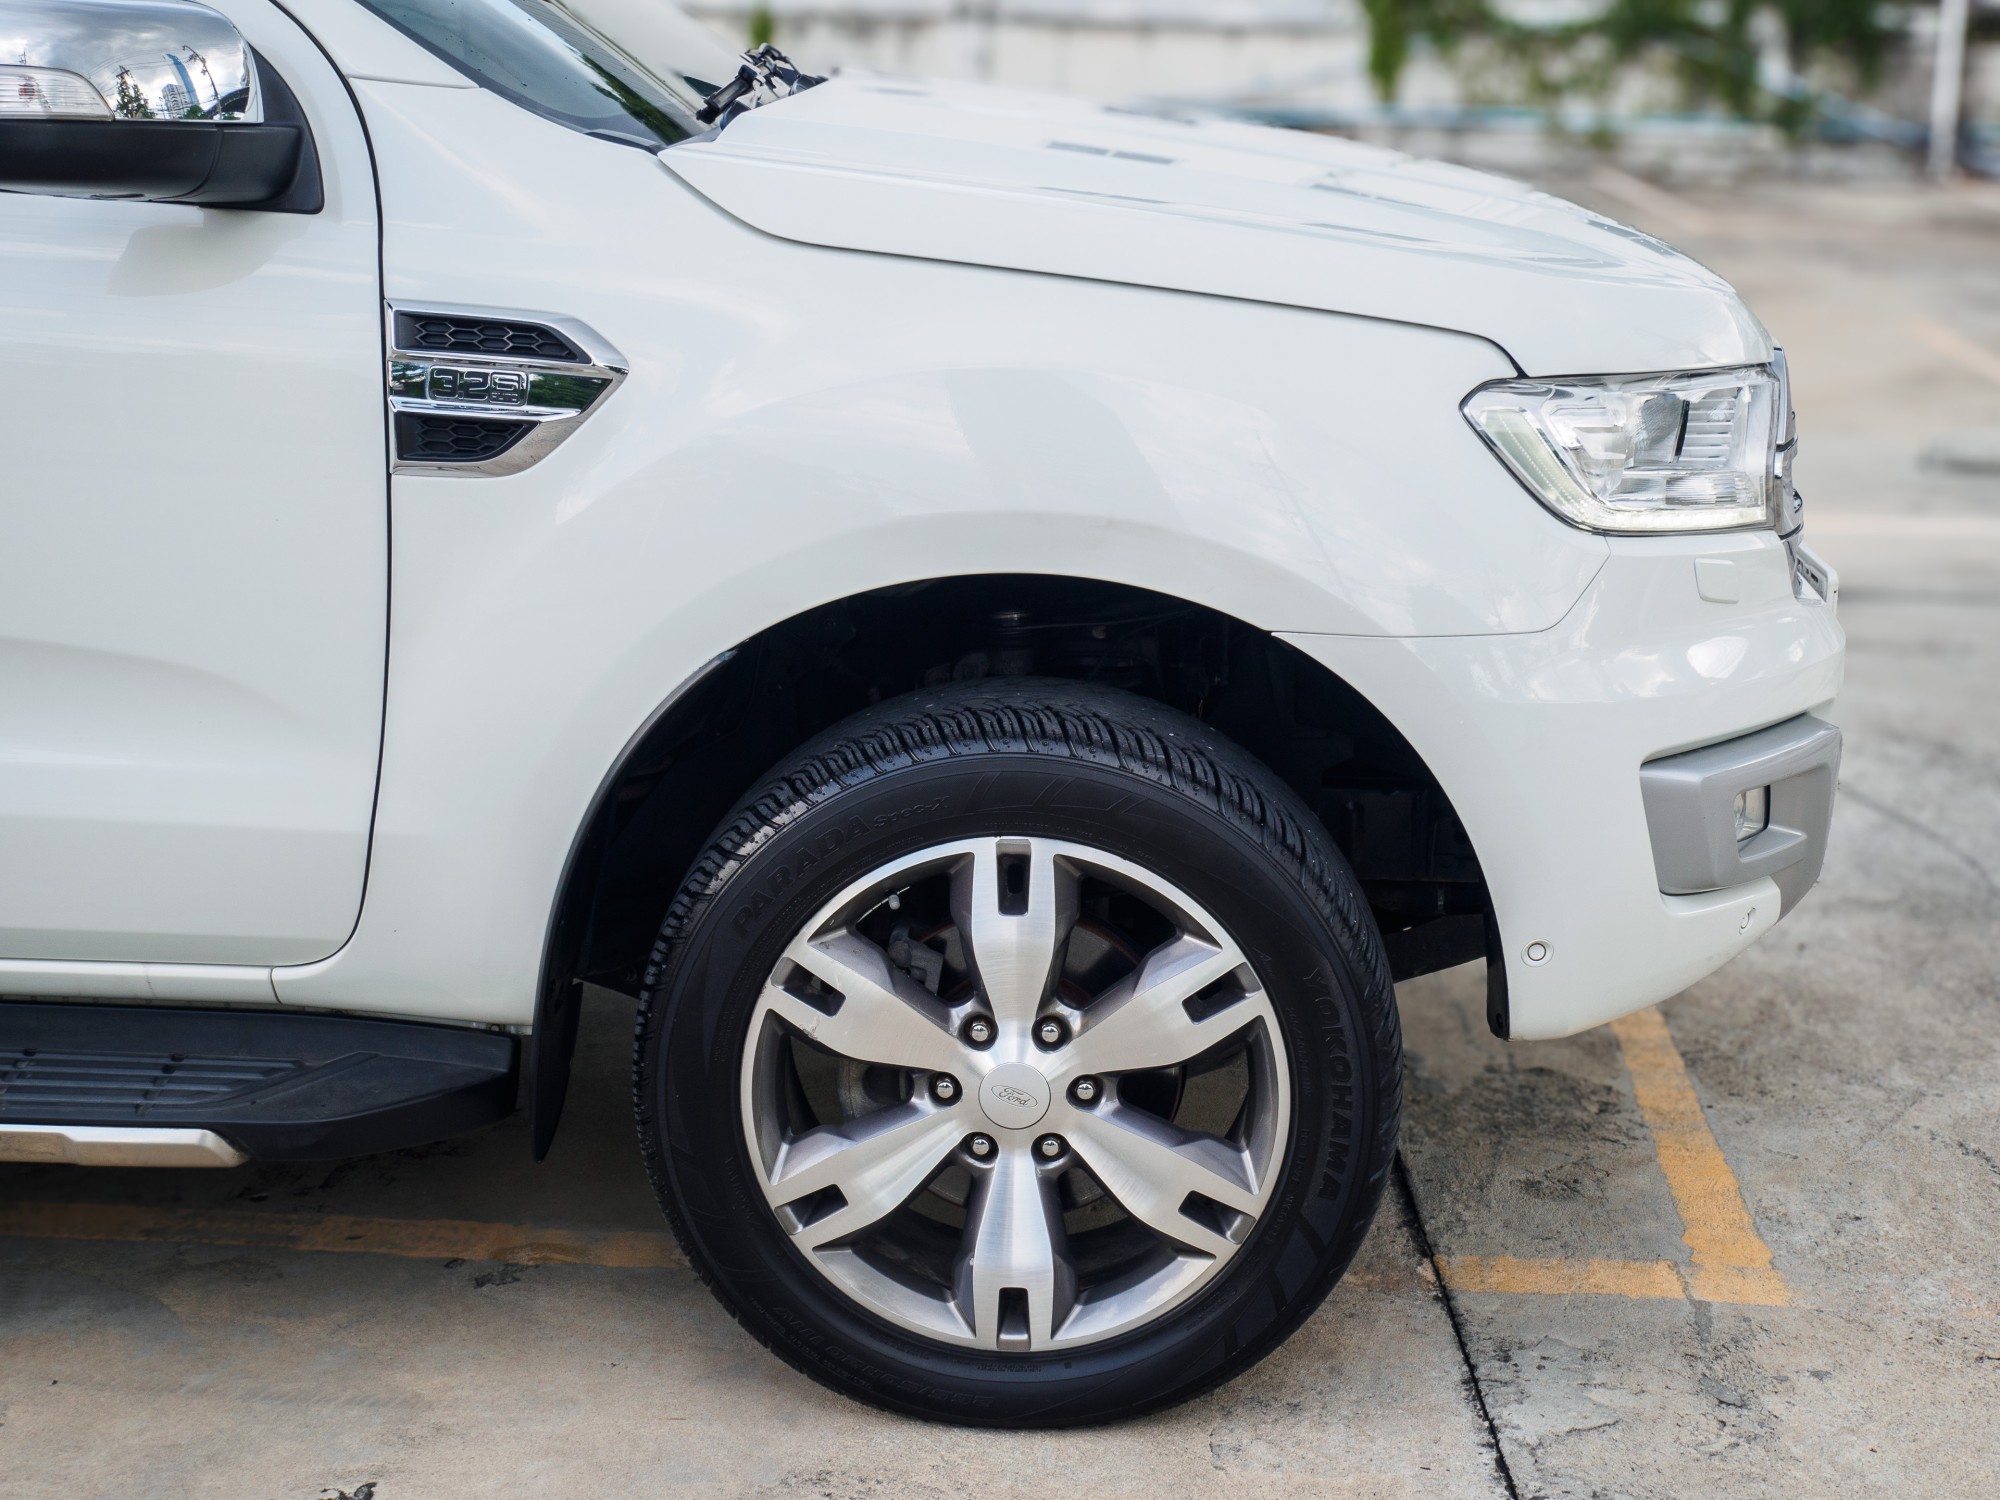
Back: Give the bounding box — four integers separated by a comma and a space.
978, 1063, 1052, 1129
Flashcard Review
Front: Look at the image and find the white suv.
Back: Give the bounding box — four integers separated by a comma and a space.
0, 0, 1842, 1425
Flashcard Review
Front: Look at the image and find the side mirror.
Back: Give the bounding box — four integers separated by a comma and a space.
0, 0, 319, 210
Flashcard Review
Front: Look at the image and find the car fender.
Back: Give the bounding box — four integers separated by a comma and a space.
274, 70, 1607, 1031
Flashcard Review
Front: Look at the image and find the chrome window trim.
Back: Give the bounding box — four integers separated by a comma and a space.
385, 301, 627, 477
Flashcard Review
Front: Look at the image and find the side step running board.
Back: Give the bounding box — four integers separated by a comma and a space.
0, 1001, 518, 1162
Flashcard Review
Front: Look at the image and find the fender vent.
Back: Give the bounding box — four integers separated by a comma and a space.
394, 412, 532, 464
393, 312, 584, 364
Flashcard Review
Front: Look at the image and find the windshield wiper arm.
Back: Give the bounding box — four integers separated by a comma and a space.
696, 44, 824, 129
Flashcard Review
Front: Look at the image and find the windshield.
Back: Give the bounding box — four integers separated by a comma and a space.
352, 0, 746, 149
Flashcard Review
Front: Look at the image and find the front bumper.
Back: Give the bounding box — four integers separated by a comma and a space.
1280, 528, 1844, 1039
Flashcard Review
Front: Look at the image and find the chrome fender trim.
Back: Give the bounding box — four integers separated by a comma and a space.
385, 301, 627, 477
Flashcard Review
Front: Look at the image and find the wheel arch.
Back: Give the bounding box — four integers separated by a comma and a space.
530, 573, 1501, 1157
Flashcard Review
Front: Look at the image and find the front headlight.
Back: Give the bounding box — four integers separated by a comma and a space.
1462, 366, 1779, 534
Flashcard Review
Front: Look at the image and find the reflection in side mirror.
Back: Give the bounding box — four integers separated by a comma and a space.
0, 0, 318, 210
0, 0, 262, 123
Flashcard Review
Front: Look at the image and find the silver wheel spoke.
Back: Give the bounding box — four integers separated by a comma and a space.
767, 1101, 962, 1250
1065, 933, 1254, 1076
742, 835, 1291, 1352
770, 927, 962, 1073
949, 839, 1079, 1034
1066, 1104, 1262, 1259
955, 1145, 1075, 1349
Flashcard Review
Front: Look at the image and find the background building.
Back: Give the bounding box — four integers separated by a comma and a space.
685, 0, 2000, 180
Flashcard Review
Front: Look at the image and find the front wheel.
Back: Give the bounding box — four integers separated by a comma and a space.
634, 681, 1401, 1426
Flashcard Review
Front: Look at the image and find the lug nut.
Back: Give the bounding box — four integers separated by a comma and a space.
931, 1074, 959, 1104
1071, 1076, 1099, 1105
1035, 1017, 1068, 1048
967, 1134, 995, 1159
1036, 1135, 1064, 1160
964, 1016, 995, 1047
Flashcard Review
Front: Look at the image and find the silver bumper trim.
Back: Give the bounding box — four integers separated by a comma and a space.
0, 1124, 247, 1167
1639, 714, 1842, 915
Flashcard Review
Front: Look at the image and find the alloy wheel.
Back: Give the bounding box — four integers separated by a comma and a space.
739, 836, 1291, 1352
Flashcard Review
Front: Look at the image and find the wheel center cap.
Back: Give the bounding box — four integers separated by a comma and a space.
978, 1062, 1051, 1130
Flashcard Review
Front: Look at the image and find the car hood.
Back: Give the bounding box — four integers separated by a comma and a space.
659, 76, 1769, 377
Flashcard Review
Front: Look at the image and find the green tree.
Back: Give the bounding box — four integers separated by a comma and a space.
112, 68, 153, 120
1359, 0, 1894, 132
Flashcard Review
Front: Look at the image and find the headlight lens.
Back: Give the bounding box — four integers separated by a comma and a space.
1463, 366, 1779, 534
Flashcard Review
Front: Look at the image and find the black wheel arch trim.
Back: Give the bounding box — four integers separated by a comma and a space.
525, 574, 1506, 1157
528, 650, 735, 1160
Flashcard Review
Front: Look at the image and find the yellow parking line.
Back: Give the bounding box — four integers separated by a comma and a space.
1439, 1255, 1683, 1300
0, 1199, 685, 1270
0, 1011, 1787, 1309
1431, 1008, 1790, 1307
1609, 1007, 1791, 1307
1586, 166, 1719, 237
1907, 317, 2000, 386
1809, 514, 2000, 541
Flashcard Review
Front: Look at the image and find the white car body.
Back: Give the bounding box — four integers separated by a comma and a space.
0, 0, 1840, 1060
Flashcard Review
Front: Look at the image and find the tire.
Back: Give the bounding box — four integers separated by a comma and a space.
633, 679, 1401, 1426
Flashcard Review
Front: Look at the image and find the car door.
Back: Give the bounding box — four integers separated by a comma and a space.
0, 0, 386, 967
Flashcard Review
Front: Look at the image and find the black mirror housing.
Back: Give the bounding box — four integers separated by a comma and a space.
0, 120, 304, 207
0, 19, 322, 216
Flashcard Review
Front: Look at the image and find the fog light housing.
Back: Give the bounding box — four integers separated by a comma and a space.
1733, 786, 1770, 842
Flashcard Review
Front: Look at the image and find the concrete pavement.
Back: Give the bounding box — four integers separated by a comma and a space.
1397, 173, 2000, 1498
